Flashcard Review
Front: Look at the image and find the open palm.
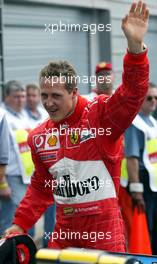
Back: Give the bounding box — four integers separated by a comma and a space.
122, 1, 149, 44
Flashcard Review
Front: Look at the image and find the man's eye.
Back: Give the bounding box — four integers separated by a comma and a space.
53, 94, 60, 99
41, 94, 47, 99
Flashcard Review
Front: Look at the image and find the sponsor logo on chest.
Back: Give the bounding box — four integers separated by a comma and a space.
34, 132, 60, 152
53, 174, 102, 198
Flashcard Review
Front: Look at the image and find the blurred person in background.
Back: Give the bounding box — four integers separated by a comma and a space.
153, 103, 157, 119
26, 83, 56, 247
84, 62, 113, 101
121, 82, 157, 254
25, 84, 48, 128
0, 109, 10, 228
0, 80, 34, 235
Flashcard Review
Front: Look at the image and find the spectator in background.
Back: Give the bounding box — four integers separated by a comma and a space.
0, 109, 10, 202
26, 83, 56, 247
153, 103, 157, 120
25, 84, 48, 128
84, 62, 113, 101
0, 80, 34, 235
123, 82, 157, 254
153, 109, 157, 119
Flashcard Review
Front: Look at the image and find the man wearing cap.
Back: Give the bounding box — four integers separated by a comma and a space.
5, 1, 149, 252
84, 62, 113, 101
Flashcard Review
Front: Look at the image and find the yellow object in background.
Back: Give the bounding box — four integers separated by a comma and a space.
35, 248, 137, 264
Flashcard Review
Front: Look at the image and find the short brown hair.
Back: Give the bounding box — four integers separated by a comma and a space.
26, 84, 40, 93
39, 60, 77, 93
4, 80, 25, 96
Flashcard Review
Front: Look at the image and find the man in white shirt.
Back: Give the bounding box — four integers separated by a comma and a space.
0, 110, 10, 200
0, 80, 34, 234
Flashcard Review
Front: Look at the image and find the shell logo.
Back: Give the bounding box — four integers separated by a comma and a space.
47, 135, 57, 147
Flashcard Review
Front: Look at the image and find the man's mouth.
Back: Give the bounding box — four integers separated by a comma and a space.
49, 109, 58, 114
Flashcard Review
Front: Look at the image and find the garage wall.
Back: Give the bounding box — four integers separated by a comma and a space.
3, 0, 157, 94
3, 4, 91, 94
3, 2, 111, 94
145, 15, 157, 84
21, 0, 157, 88
108, 0, 157, 87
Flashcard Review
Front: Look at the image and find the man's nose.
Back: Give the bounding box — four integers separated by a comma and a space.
46, 97, 54, 107
19, 97, 26, 103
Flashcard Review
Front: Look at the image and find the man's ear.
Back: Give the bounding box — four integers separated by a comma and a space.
72, 87, 78, 98
5, 95, 9, 104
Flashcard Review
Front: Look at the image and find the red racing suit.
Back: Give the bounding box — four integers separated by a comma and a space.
13, 50, 149, 252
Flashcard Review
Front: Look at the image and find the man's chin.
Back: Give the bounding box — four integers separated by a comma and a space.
16, 107, 23, 112
49, 114, 62, 122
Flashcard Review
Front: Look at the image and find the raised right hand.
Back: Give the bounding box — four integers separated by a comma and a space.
121, 0, 149, 54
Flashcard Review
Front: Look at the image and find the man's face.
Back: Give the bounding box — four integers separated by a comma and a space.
6, 90, 26, 112
141, 87, 157, 115
96, 70, 113, 96
40, 77, 77, 122
27, 88, 40, 110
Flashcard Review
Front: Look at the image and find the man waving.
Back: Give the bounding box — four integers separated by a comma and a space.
5, 1, 149, 252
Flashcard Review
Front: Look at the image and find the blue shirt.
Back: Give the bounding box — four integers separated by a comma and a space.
0, 112, 9, 164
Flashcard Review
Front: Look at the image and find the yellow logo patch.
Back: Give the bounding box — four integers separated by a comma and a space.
64, 207, 74, 215
69, 132, 79, 145
47, 135, 57, 147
